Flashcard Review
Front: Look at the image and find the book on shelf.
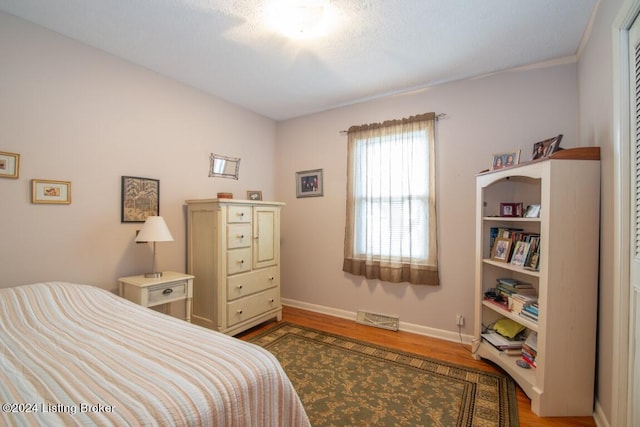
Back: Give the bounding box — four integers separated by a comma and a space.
481, 331, 525, 350
521, 332, 538, 367
519, 310, 539, 323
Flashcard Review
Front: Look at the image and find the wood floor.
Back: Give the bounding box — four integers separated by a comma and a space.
238, 306, 596, 427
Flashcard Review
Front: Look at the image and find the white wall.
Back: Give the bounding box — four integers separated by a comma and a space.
275, 63, 579, 334
577, 0, 625, 424
0, 12, 277, 290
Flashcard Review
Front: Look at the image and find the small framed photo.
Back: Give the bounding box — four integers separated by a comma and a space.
491, 238, 512, 262
296, 169, 323, 198
500, 202, 523, 217
247, 190, 263, 201
510, 241, 531, 267
0, 151, 20, 179
523, 204, 541, 218
32, 179, 71, 204
525, 252, 540, 271
531, 134, 563, 160
491, 150, 520, 170
121, 176, 159, 222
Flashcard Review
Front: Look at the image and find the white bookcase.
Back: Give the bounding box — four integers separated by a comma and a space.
473, 147, 600, 417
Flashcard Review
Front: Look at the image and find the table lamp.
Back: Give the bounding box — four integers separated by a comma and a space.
135, 216, 174, 278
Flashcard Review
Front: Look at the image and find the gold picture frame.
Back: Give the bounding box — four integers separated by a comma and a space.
0, 151, 20, 179
32, 179, 71, 204
490, 237, 512, 262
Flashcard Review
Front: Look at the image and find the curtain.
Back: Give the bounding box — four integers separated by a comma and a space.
343, 113, 439, 285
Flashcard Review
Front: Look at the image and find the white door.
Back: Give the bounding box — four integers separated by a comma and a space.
629, 15, 640, 427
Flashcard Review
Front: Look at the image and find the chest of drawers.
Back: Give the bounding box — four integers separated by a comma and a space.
186, 199, 284, 335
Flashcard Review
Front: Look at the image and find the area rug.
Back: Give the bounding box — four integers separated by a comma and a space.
251, 322, 518, 427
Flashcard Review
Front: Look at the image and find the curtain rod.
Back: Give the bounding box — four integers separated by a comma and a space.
339, 113, 447, 135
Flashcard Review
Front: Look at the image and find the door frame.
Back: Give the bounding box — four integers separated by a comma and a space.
612, 1, 640, 426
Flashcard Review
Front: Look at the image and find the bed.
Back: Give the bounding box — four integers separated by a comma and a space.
0, 282, 310, 426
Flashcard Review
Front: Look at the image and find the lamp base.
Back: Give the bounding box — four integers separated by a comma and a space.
144, 272, 163, 278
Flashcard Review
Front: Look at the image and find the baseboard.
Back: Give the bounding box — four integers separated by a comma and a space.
592, 400, 608, 427
281, 298, 474, 345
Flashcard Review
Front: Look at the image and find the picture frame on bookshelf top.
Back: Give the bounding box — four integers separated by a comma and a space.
500, 202, 523, 217
523, 204, 541, 218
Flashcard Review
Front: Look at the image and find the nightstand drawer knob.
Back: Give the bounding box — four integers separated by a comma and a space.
237, 284, 243, 289
162, 288, 173, 295
269, 299, 275, 303
239, 234, 244, 239
237, 309, 243, 314
268, 277, 274, 281
239, 260, 244, 264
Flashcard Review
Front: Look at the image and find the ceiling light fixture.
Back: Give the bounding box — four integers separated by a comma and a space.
265, 0, 337, 39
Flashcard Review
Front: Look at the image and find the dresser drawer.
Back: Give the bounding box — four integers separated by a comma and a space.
227, 287, 280, 327
227, 248, 252, 275
147, 281, 186, 306
227, 224, 251, 249
227, 267, 278, 301
227, 205, 251, 223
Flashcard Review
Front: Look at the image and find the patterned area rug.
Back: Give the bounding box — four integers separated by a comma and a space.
251, 322, 518, 427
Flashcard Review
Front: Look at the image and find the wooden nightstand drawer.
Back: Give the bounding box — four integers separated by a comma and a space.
118, 272, 194, 322
227, 287, 280, 327
148, 281, 186, 306
227, 267, 278, 301
227, 206, 251, 223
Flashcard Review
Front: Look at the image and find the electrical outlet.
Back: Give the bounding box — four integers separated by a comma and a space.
456, 314, 465, 326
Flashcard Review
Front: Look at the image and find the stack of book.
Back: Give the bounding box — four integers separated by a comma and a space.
519, 302, 539, 323
521, 332, 538, 367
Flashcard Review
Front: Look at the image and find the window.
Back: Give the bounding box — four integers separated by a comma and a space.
343, 113, 439, 285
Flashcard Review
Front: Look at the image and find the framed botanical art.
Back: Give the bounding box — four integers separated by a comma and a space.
296, 169, 323, 198
32, 179, 71, 204
121, 176, 159, 222
0, 151, 20, 179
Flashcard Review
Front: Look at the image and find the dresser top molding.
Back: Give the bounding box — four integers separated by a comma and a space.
185, 199, 286, 206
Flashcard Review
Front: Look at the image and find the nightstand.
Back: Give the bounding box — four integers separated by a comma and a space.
118, 271, 195, 322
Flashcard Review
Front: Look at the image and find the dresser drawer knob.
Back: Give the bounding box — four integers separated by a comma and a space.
162, 288, 173, 295
269, 299, 275, 303
239, 234, 244, 239
268, 277, 274, 281
237, 309, 243, 314
237, 284, 243, 289
239, 259, 244, 264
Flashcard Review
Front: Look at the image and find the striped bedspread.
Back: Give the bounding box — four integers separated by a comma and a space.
0, 282, 310, 426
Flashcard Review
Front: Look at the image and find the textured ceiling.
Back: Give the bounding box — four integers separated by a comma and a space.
0, 0, 598, 120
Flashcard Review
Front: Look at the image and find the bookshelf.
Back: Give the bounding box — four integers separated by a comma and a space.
473, 147, 600, 417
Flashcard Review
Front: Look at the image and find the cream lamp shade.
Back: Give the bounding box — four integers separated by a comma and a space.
136, 216, 174, 278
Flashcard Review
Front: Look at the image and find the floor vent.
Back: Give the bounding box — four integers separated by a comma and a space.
355, 310, 399, 331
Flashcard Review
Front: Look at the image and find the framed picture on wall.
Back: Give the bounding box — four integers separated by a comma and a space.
31, 179, 71, 204
121, 176, 159, 222
0, 151, 20, 179
296, 169, 324, 198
